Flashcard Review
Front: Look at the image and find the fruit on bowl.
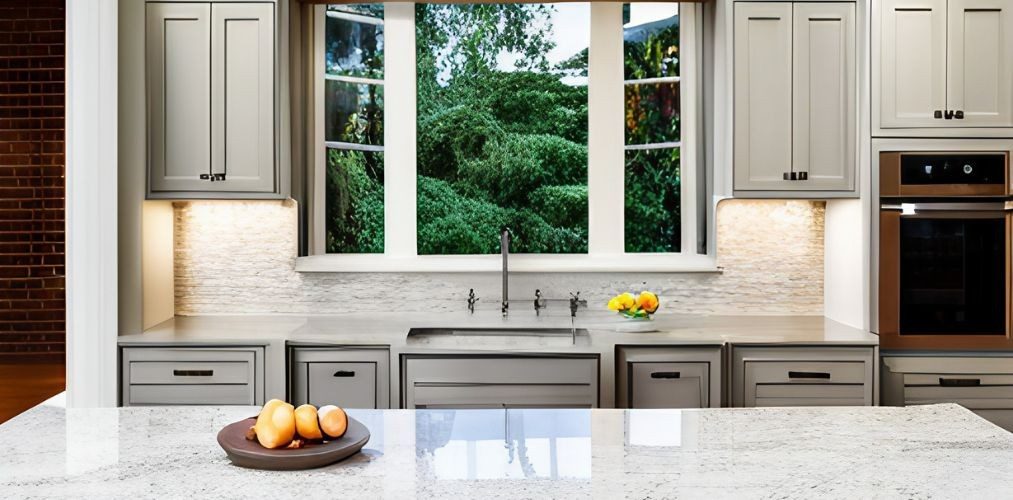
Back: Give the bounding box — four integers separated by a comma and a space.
608, 291, 660, 319
247, 399, 348, 450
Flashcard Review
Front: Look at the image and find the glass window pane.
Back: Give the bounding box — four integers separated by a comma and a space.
625, 148, 680, 253
325, 80, 383, 145
625, 81, 679, 145
325, 149, 384, 253
415, 3, 590, 255
623, 3, 679, 80
326, 9, 384, 79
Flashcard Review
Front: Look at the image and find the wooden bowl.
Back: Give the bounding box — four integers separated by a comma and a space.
217, 416, 370, 470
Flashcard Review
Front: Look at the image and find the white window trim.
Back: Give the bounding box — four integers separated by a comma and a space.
300, 2, 716, 273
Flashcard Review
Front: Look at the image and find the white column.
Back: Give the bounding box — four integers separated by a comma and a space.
66, 0, 119, 407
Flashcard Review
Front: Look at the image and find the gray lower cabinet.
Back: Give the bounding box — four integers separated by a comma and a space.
616, 346, 722, 408
289, 346, 390, 409
731, 345, 876, 407
121, 346, 265, 406
401, 355, 599, 409
882, 356, 1013, 431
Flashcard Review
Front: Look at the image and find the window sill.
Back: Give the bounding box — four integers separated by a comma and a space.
294, 254, 721, 273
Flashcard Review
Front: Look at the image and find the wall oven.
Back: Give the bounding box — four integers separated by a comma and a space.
879, 151, 1013, 350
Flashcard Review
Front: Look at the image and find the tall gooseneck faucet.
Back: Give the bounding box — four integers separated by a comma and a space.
501, 227, 510, 316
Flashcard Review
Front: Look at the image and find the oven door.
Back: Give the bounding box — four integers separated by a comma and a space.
879, 202, 1013, 349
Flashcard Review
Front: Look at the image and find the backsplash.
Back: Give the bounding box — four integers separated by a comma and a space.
173, 199, 825, 315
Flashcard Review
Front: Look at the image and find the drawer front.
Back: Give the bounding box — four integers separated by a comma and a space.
630, 362, 709, 408
904, 373, 1013, 410
973, 410, 1013, 432
127, 384, 254, 406
403, 356, 599, 408
747, 361, 867, 385
754, 384, 865, 407
411, 383, 595, 408
306, 362, 377, 409
121, 347, 264, 407
129, 360, 252, 385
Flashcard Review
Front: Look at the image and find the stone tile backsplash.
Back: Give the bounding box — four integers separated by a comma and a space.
173, 199, 824, 315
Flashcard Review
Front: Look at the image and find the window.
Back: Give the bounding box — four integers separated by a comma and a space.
415, 4, 589, 255
306, 3, 710, 272
624, 4, 681, 253
323, 5, 385, 253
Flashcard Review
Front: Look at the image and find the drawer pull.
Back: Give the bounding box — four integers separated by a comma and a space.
333, 370, 356, 378
173, 369, 214, 377
650, 371, 681, 379
939, 378, 981, 387
788, 371, 830, 380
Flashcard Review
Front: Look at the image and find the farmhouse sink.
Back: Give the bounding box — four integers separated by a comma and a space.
406, 327, 590, 347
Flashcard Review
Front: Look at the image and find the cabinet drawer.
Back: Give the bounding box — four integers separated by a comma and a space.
127, 384, 255, 406
403, 355, 599, 408
412, 383, 595, 409
747, 361, 867, 385
121, 346, 264, 407
305, 362, 377, 409
904, 373, 1013, 410
630, 362, 709, 408
129, 361, 252, 385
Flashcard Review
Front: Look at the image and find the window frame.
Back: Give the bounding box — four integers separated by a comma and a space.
301, 2, 714, 273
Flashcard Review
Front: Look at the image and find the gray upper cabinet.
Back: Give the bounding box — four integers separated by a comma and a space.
147, 2, 281, 199
734, 2, 857, 195
146, 3, 212, 194
876, 0, 1013, 133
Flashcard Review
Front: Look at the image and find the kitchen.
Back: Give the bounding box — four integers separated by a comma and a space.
3, 0, 1013, 497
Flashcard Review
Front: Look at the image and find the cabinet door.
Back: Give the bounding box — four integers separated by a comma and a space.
947, 0, 1013, 127
146, 3, 212, 193
879, 0, 947, 128
792, 3, 856, 191
733, 3, 793, 191
211, 3, 276, 193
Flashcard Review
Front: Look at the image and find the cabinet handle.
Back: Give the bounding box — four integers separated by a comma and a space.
650, 371, 681, 379
198, 173, 227, 182
797, 172, 808, 181
934, 110, 943, 119
783, 172, 798, 181
944, 110, 955, 120
939, 377, 980, 387
173, 369, 214, 377
333, 370, 356, 377
954, 110, 965, 120
788, 371, 830, 380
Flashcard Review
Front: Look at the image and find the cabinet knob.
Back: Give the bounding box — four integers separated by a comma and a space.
934, 110, 943, 119
797, 171, 808, 181
954, 110, 965, 120
944, 110, 955, 120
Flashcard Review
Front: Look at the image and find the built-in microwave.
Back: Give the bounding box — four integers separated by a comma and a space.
878, 151, 1013, 350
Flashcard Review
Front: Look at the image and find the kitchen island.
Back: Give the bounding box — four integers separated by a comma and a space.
2, 399, 1011, 498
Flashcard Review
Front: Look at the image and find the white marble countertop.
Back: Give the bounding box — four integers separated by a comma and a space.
119, 311, 879, 351
2, 400, 1010, 498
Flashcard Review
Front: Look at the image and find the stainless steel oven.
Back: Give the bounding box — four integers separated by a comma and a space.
878, 151, 1013, 350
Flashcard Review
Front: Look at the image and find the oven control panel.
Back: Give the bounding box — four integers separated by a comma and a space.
900, 154, 1007, 185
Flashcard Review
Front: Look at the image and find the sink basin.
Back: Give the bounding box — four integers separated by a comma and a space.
406, 327, 590, 347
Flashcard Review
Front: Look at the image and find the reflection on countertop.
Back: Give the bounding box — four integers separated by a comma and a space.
2, 400, 1011, 498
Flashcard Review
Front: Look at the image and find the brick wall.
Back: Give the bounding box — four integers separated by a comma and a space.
0, 1, 65, 362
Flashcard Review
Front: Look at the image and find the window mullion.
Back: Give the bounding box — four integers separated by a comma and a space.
383, 2, 417, 258
680, 3, 699, 256
588, 2, 625, 256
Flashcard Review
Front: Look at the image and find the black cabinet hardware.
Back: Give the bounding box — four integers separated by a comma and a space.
650, 371, 681, 379
333, 370, 356, 377
798, 171, 808, 181
939, 377, 980, 387
198, 173, 227, 181
934, 110, 943, 119
954, 110, 965, 120
173, 369, 214, 377
944, 110, 955, 120
788, 371, 830, 380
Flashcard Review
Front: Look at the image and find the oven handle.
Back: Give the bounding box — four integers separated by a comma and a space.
881, 202, 1013, 212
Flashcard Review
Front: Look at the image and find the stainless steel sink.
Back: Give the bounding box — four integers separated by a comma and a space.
406, 327, 589, 347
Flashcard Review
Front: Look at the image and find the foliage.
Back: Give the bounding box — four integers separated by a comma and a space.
625, 148, 680, 253
326, 149, 384, 254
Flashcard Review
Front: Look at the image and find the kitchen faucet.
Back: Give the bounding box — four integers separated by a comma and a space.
501, 227, 510, 316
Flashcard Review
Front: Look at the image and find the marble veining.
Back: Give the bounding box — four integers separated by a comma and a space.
1, 402, 1011, 499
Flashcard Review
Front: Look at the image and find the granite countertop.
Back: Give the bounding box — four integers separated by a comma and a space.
2, 399, 1009, 498
119, 311, 879, 352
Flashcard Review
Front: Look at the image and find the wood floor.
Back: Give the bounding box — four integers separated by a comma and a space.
0, 364, 65, 424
